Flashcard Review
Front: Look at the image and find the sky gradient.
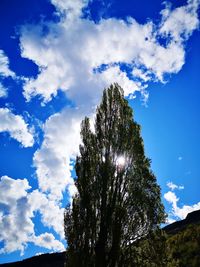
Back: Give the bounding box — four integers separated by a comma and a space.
0, 0, 200, 263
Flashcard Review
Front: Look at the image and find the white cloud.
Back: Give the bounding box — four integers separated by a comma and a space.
132, 68, 151, 83
33, 108, 82, 202
0, 175, 31, 208
166, 217, 176, 224
19, 0, 200, 104
51, 0, 89, 20
0, 108, 34, 147
0, 50, 15, 78
0, 109, 82, 254
35, 252, 44, 256
164, 191, 179, 207
33, 233, 65, 251
0, 176, 34, 254
167, 181, 184, 191
100, 66, 142, 98
159, 0, 199, 42
29, 190, 65, 238
0, 176, 65, 255
175, 202, 200, 220
0, 82, 8, 98
164, 187, 200, 221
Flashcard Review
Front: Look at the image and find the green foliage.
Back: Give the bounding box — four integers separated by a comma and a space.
122, 229, 169, 267
166, 224, 200, 267
64, 84, 165, 267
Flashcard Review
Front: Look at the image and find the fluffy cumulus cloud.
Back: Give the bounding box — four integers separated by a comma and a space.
33, 233, 64, 251
159, 0, 199, 41
164, 182, 200, 222
0, 108, 34, 147
0, 176, 33, 254
28, 190, 65, 238
20, 0, 199, 104
51, 0, 89, 19
0, 176, 65, 254
33, 108, 81, 202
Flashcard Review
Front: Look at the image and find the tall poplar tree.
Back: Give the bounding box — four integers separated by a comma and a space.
64, 84, 165, 267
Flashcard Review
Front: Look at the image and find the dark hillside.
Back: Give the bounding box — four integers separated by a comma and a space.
163, 209, 200, 235
164, 210, 200, 267
0, 252, 65, 267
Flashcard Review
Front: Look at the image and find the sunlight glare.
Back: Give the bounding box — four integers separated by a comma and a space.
116, 156, 125, 166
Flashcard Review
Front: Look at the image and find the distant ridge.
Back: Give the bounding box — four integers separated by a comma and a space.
0, 252, 65, 267
163, 209, 200, 235
1, 209, 200, 267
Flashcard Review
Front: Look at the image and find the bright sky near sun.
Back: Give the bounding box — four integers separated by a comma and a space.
0, 0, 200, 263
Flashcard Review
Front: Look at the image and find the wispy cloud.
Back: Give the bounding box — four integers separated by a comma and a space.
0, 82, 8, 98
0, 108, 34, 147
0, 50, 16, 99
167, 181, 184, 191
0, 50, 15, 78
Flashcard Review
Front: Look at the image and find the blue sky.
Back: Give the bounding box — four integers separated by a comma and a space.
0, 0, 200, 263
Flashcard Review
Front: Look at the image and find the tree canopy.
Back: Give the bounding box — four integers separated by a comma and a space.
64, 84, 165, 267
